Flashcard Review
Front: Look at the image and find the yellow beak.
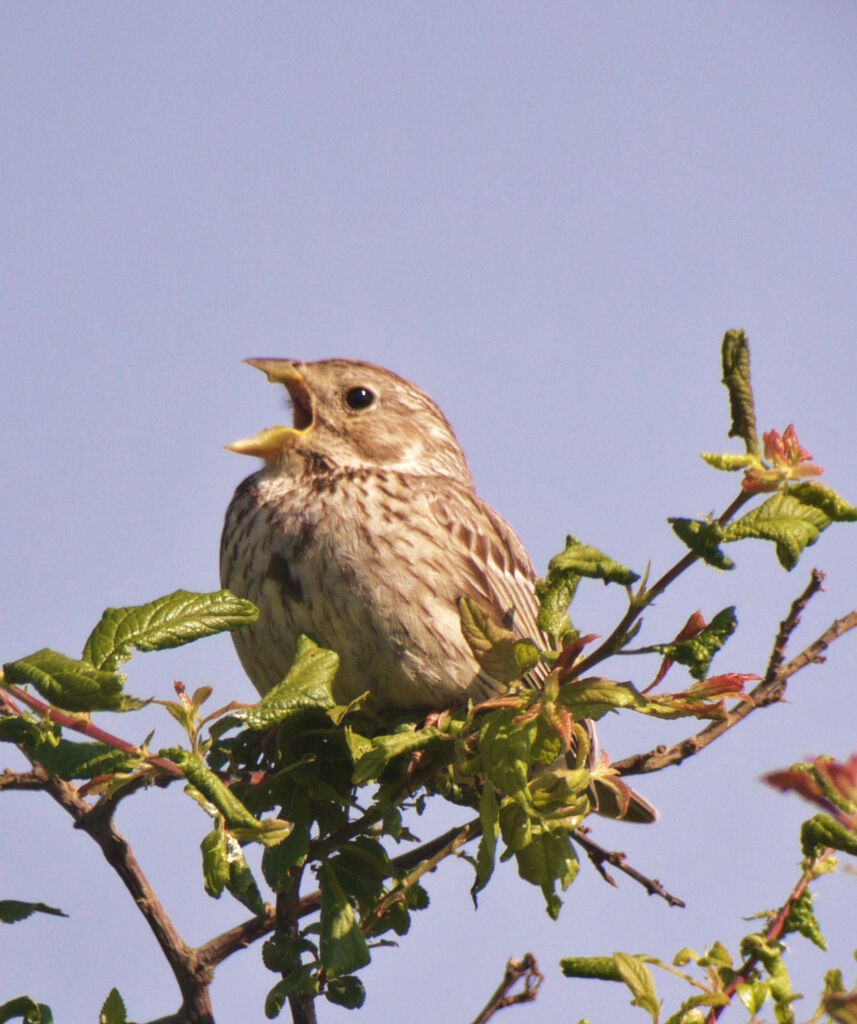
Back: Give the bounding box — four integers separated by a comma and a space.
226, 359, 310, 458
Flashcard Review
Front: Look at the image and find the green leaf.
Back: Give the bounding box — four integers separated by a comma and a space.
788, 482, 857, 522
327, 838, 391, 902
614, 952, 660, 1022
783, 888, 826, 950
225, 635, 339, 730
477, 709, 534, 799
3, 649, 129, 712
668, 518, 734, 570
650, 607, 736, 680
558, 678, 650, 720
165, 748, 292, 846
458, 598, 541, 683
513, 826, 579, 917
223, 831, 266, 914
560, 956, 624, 981
0, 997, 55, 1024
318, 863, 370, 977
723, 491, 830, 570
801, 813, 857, 859
201, 827, 230, 898
721, 329, 759, 455
264, 967, 318, 1018
262, 790, 312, 891
21, 735, 135, 781
472, 783, 500, 900
98, 988, 127, 1024
83, 589, 258, 671
325, 976, 366, 1009
262, 933, 318, 974
352, 726, 445, 786
700, 451, 758, 472
545, 536, 639, 587
0, 901, 67, 924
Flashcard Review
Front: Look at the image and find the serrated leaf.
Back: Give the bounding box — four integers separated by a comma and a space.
165, 748, 291, 846
458, 598, 540, 684
352, 726, 445, 786
723, 491, 830, 570
325, 976, 366, 1009
98, 988, 127, 1024
788, 482, 857, 521
83, 589, 258, 671
721, 329, 759, 455
319, 863, 370, 977
668, 518, 734, 570
650, 607, 736, 680
3, 649, 128, 712
225, 635, 339, 731
546, 535, 639, 586
0, 900, 67, 924
801, 813, 857, 859
0, 997, 55, 1024
558, 678, 650, 720
783, 888, 826, 950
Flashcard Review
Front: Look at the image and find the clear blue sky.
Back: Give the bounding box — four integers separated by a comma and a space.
3, 5, 857, 1022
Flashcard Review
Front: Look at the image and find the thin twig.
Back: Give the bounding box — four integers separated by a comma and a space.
613, 574, 857, 779
573, 492, 753, 679
3, 682, 183, 778
572, 827, 685, 907
704, 848, 837, 1023
468, 953, 544, 1024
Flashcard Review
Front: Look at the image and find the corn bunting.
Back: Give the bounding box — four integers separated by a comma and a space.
221, 358, 655, 823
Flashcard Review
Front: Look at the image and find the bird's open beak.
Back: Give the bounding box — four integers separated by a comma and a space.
226, 359, 315, 458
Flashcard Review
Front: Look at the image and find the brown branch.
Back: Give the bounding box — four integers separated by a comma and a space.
31, 764, 214, 1024
468, 953, 543, 1024
573, 491, 753, 679
704, 848, 837, 1023
613, 574, 857, 779
572, 827, 685, 908
0, 768, 47, 790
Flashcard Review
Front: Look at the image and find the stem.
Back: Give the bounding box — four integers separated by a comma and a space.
572, 492, 753, 678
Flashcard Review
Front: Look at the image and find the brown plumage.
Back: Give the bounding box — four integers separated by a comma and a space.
221, 358, 656, 823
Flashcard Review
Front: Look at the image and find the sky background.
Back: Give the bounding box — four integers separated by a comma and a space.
3, 4, 857, 1022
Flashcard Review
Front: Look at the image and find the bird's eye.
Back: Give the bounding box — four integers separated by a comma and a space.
345, 386, 376, 410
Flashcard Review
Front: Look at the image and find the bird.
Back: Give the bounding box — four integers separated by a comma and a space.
220, 358, 656, 823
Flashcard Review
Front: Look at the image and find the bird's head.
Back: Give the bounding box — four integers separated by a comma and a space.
228, 358, 473, 481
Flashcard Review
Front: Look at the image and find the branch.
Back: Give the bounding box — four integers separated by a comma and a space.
614, 573, 857, 778
3, 682, 183, 778
468, 953, 543, 1024
573, 491, 753, 678
704, 848, 837, 1023
0, 768, 46, 791
572, 827, 685, 908
32, 764, 214, 1024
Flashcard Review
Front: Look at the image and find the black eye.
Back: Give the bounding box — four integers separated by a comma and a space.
345, 386, 376, 410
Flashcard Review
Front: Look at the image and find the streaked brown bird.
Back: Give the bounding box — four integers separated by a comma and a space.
221, 358, 655, 823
